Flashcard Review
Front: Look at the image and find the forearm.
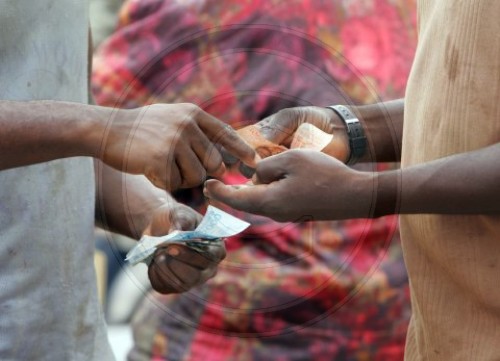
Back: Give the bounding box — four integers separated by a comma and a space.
95, 160, 174, 239
350, 98, 404, 163
0, 100, 108, 170
374, 142, 500, 216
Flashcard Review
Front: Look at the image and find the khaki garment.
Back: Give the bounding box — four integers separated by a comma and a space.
402, 0, 500, 360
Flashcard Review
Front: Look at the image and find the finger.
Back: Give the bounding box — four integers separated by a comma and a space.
167, 259, 203, 286
257, 110, 299, 146
204, 179, 267, 213
195, 109, 259, 168
175, 148, 207, 188
191, 129, 226, 178
159, 244, 225, 268
173, 206, 202, 231
150, 158, 182, 192
149, 245, 223, 292
144, 166, 167, 191
199, 267, 218, 283
167, 163, 182, 192
252, 154, 290, 185
146, 209, 179, 237
167, 259, 218, 287
148, 254, 186, 294
217, 145, 238, 166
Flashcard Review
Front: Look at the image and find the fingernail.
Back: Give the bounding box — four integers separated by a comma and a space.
231, 184, 250, 190
167, 246, 180, 257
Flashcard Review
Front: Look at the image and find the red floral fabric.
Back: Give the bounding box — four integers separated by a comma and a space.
92, 0, 417, 360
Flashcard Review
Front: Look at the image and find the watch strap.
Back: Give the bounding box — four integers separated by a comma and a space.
326, 105, 367, 165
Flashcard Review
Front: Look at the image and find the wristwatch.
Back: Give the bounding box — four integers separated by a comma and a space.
326, 105, 367, 165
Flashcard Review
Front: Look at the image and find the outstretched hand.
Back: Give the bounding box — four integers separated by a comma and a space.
204, 150, 375, 222
102, 103, 258, 191
255, 106, 350, 161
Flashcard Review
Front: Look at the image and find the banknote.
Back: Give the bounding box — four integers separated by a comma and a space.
125, 205, 250, 265
290, 123, 333, 151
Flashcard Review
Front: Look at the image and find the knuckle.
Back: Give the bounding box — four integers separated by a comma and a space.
219, 246, 227, 261
183, 169, 207, 188
275, 108, 298, 124
181, 102, 200, 114
204, 150, 223, 170
207, 268, 218, 280
210, 244, 226, 262
221, 125, 238, 144
276, 107, 295, 118
179, 103, 200, 127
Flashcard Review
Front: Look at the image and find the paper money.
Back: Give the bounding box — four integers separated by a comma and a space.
290, 123, 333, 151
125, 205, 250, 265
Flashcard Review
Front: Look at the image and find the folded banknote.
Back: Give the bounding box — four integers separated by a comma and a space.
125, 205, 250, 265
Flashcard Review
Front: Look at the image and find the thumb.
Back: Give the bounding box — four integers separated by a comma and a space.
204, 179, 266, 213
203, 179, 243, 207
168, 219, 182, 233
257, 109, 299, 146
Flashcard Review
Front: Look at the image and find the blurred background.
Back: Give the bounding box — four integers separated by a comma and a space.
90, 1, 417, 360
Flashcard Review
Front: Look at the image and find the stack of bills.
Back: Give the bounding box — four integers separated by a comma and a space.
126, 205, 250, 265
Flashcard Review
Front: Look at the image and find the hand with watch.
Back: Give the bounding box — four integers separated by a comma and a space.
203, 105, 377, 222
236, 105, 367, 177
325, 105, 367, 165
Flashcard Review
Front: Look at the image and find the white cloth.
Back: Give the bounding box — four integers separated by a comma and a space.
0, 1, 115, 360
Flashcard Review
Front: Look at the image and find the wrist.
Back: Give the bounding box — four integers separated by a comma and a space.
351, 100, 404, 163
326, 105, 367, 165
96, 164, 171, 239
372, 169, 400, 217
32, 101, 107, 159
78, 104, 117, 160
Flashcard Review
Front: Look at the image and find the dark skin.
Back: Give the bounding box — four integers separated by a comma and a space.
0, 28, 246, 294
0, 101, 258, 190
95, 163, 226, 294
87, 30, 227, 293
204, 102, 500, 221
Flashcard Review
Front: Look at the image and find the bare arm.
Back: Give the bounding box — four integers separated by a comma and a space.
2, 34, 256, 190
95, 161, 226, 294
0, 100, 105, 170
250, 99, 404, 165
204, 143, 500, 222
0, 100, 257, 191
376, 142, 500, 217
352, 98, 404, 163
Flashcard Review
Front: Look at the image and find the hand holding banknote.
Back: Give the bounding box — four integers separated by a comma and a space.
129, 205, 250, 294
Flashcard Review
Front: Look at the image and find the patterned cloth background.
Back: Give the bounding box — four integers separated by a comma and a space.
92, 0, 417, 360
